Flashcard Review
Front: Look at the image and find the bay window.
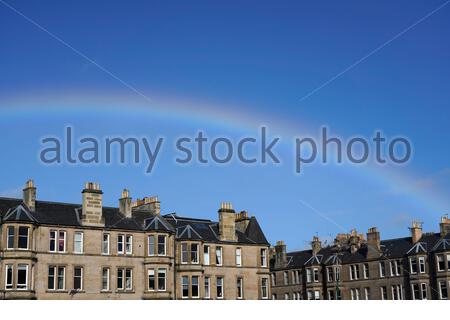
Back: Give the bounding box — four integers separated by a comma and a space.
18, 226, 29, 249
157, 235, 166, 255
191, 243, 199, 264
5, 265, 13, 289
7, 226, 15, 249
148, 269, 155, 291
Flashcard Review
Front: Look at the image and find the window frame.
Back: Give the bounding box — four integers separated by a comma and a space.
73, 266, 83, 291
439, 281, 448, 299
409, 257, 417, 274
148, 235, 155, 256
418, 256, 426, 273
203, 245, 210, 265
260, 248, 267, 267
363, 263, 369, 279
181, 242, 189, 264
215, 247, 223, 266
5, 264, 13, 290
437, 255, 445, 272
101, 267, 110, 291
102, 233, 110, 255
261, 277, 268, 299
216, 276, 224, 299
125, 234, 133, 255
117, 234, 125, 255
236, 247, 242, 267
17, 226, 29, 250
191, 275, 199, 299
147, 269, 155, 291
181, 276, 189, 299
191, 243, 199, 264
7, 226, 15, 250
157, 234, 167, 256
204, 276, 210, 299
158, 268, 167, 292
74, 231, 84, 254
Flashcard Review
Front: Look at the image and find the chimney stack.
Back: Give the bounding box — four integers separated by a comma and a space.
235, 210, 250, 233
274, 240, 287, 269
440, 215, 450, 237
23, 179, 36, 212
132, 196, 160, 215
119, 189, 132, 218
218, 202, 237, 241
81, 182, 104, 227
410, 221, 423, 243
366, 227, 381, 258
311, 236, 321, 256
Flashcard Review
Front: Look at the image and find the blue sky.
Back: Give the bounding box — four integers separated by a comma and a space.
1, 0, 449, 250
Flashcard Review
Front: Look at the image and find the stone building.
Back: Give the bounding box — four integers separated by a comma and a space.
270, 218, 450, 300
0, 180, 270, 300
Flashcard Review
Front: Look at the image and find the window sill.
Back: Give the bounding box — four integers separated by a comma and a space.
100, 290, 112, 293
116, 290, 135, 294
46, 290, 68, 293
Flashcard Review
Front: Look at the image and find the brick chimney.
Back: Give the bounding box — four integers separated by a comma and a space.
410, 221, 423, 243
132, 196, 160, 215
119, 189, 132, 218
366, 227, 381, 258
274, 240, 287, 269
311, 236, 321, 255
440, 215, 450, 237
235, 210, 250, 233
23, 179, 36, 212
218, 202, 237, 242
81, 182, 104, 227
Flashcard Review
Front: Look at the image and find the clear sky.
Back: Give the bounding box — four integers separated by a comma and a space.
1, 0, 449, 251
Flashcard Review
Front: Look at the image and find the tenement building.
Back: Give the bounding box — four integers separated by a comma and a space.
0, 180, 270, 300
270, 218, 450, 300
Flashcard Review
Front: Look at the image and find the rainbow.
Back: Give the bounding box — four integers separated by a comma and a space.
0, 90, 448, 218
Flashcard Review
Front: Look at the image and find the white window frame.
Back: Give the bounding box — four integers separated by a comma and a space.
148, 235, 155, 256
363, 263, 369, 279
364, 287, 370, 300
125, 268, 133, 290
236, 247, 242, 267
437, 255, 445, 272
17, 226, 29, 250
191, 275, 199, 298
418, 256, 426, 273
102, 233, 110, 255
216, 247, 223, 266
147, 269, 155, 291
73, 266, 83, 291
5, 264, 13, 290
216, 276, 224, 299
379, 262, 385, 278
181, 243, 189, 264
327, 267, 333, 282
182, 276, 189, 299
157, 235, 167, 256
58, 231, 66, 253
261, 277, 268, 299
409, 257, 417, 274
237, 277, 243, 299
204, 276, 210, 299
49, 266, 65, 291
306, 268, 312, 283
411, 283, 420, 300
203, 245, 210, 265
102, 267, 110, 291
125, 235, 133, 255
7, 226, 15, 250
158, 268, 167, 292
191, 243, 199, 264
261, 248, 267, 267
313, 267, 319, 282
284, 271, 289, 285
74, 232, 84, 254
117, 234, 125, 254
439, 281, 448, 299
380, 286, 387, 300
420, 283, 427, 300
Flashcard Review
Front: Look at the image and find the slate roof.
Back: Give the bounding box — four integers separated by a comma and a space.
274, 232, 449, 270
0, 197, 269, 245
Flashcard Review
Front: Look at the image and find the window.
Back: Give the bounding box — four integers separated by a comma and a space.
102, 268, 110, 291
102, 234, 110, 255
117, 234, 124, 254
439, 281, 448, 299
327, 267, 333, 282
182, 276, 189, 298
74, 232, 83, 254
48, 266, 65, 290
271, 273, 276, 286
314, 290, 320, 300
419, 257, 425, 273
125, 269, 132, 290
306, 268, 312, 283
328, 290, 335, 300
191, 276, 199, 298
380, 286, 387, 300
181, 243, 188, 264
421, 283, 427, 300
379, 262, 385, 278
216, 247, 223, 266
125, 235, 132, 254
261, 278, 268, 299
284, 271, 289, 285
364, 287, 370, 300
363, 263, 369, 279
73, 267, 83, 290
217, 276, 224, 299
390, 260, 401, 276
272, 294, 277, 300
148, 269, 155, 291
410, 258, 417, 274
204, 277, 210, 299
260, 248, 267, 267
313, 268, 319, 282
18, 226, 29, 249
236, 248, 242, 266
349, 265, 359, 280
412, 283, 420, 300
204, 245, 210, 265
284, 293, 290, 300
117, 268, 132, 291
7, 226, 15, 249
158, 269, 166, 291
58, 231, 66, 252
447, 254, 450, 270
350, 288, 360, 300
335, 266, 341, 281
391, 285, 403, 300
50, 230, 66, 252
237, 278, 243, 299
157, 235, 166, 256
307, 290, 313, 300
148, 235, 155, 256
5, 265, 13, 289
437, 255, 445, 271
191, 243, 199, 264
